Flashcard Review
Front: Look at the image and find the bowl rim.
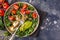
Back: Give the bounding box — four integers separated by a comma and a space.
4, 2, 40, 37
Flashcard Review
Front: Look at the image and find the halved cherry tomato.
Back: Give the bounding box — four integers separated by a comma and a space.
22, 4, 28, 9
11, 9, 16, 15
13, 4, 19, 10
0, 0, 5, 4
32, 12, 38, 19
20, 9, 26, 14
0, 9, 4, 16
8, 16, 15, 21
25, 10, 30, 14
3, 2, 9, 10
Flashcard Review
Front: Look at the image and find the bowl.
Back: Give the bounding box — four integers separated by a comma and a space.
4, 2, 40, 37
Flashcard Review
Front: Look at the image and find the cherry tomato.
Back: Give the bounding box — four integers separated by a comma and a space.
25, 10, 30, 14
22, 4, 28, 9
13, 4, 19, 10
0, 9, 4, 16
0, 0, 5, 4
3, 2, 9, 10
20, 9, 26, 14
11, 9, 16, 15
32, 12, 38, 19
8, 16, 15, 21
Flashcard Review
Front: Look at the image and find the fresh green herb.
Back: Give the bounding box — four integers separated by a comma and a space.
5, 19, 12, 27
19, 3, 23, 8
0, 17, 4, 30
28, 12, 32, 18
27, 5, 34, 11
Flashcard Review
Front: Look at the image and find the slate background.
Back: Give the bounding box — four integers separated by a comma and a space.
0, 0, 60, 40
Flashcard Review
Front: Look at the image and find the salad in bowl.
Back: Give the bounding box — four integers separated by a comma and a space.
4, 2, 40, 37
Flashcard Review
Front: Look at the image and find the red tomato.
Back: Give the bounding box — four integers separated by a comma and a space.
22, 4, 28, 9
8, 16, 15, 21
25, 10, 30, 14
0, 0, 5, 4
20, 9, 26, 14
3, 2, 9, 10
0, 9, 4, 16
11, 9, 16, 15
32, 12, 38, 19
13, 4, 19, 10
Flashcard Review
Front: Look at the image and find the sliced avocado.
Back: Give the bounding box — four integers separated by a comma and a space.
20, 21, 32, 31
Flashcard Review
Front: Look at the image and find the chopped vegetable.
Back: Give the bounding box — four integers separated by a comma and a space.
8, 16, 15, 21
20, 21, 32, 31
6, 20, 11, 27
0, 0, 5, 4
9, 26, 14, 32
3, 2, 9, 10
32, 12, 38, 19
18, 3, 23, 8
13, 4, 19, 10
11, 9, 16, 15
22, 4, 28, 9
15, 15, 21, 21
27, 5, 34, 11
13, 21, 19, 27
20, 9, 26, 14
0, 9, 4, 16
0, 17, 4, 30
25, 10, 30, 14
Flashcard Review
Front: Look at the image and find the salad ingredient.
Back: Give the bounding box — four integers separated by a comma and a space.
13, 4, 19, 10
8, 16, 15, 21
6, 20, 12, 27
25, 10, 30, 14
20, 9, 26, 14
27, 5, 34, 11
11, 9, 16, 15
0, 0, 5, 4
3, 2, 9, 10
0, 9, 4, 16
32, 12, 37, 19
9, 26, 15, 32
22, 4, 28, 9
15, 15, 20, 21
19, 3, 23, 8
0, 17, 4, 30
21, 15, 28, 21
13, 21, 19, 27
20, 21, 32, 31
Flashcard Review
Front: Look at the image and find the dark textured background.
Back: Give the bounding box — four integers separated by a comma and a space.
0, 0, 60, 40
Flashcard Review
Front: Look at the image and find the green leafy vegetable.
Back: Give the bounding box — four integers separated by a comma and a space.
18, 3, 23, 8
0, 17, 4, 30
27, 5, 34, 11
5, 19, 12, 27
